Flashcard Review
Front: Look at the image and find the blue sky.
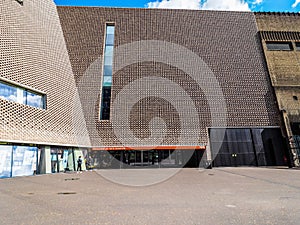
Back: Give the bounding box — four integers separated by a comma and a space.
54, 0, 300, 12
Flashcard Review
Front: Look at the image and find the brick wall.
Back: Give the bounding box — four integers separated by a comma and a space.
57, 7, 280, 147
255, 12, 300, 125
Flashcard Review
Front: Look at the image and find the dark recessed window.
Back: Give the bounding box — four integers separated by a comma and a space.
293, 96, 298, 101
296, 42, 300, 51
266, 41, 293, 51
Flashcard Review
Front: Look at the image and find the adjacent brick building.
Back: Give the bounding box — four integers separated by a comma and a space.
255, 12, 300, 166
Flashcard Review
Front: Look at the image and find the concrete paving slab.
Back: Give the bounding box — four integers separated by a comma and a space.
0, 167, 299, 225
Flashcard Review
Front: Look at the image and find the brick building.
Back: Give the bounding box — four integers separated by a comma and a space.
255, 12, 300, 166
0, 0, 298, 178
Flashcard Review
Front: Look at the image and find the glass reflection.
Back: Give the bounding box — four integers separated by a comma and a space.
12, 146, 37, 177
106, 34, 114, 46
0, 145, 12, 178
103, 65, 112, 76
106, 26, 115, 34
0, 82, 18, 103
104, 46, 114, 56
103, 76, 112, 86
26, 90, 44, 108
0, 81, 45, 109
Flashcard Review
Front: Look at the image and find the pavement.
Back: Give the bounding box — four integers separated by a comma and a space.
0, 167, 300, 225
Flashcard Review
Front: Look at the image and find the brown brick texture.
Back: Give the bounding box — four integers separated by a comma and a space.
57, 7, 280, 147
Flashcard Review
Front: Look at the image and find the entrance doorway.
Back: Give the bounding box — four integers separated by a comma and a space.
126, 150, 159, 167
90, 149, 203, 169
209, 128, 287, 167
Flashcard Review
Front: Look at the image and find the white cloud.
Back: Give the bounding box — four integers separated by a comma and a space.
292, 0, 300, 8
147, 0, 251, 11
252, 0, 263, 5
201, 0, 250, 11
147, 0, 201, 10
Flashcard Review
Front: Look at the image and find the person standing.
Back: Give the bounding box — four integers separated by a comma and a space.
77, 156, 82, 171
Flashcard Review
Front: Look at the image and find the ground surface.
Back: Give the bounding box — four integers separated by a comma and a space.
0, 167, 300, 225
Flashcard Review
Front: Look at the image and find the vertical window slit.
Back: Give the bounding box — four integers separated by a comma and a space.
100, 24, 115, 120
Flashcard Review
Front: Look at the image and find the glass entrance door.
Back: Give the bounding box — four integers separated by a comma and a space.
133, 151, 149, 166
127, 150, 159, 167
106, 150, 184, 168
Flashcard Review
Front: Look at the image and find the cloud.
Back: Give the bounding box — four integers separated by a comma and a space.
292, 0, 300, 8
147, 0, 251, 11
147, 0, 201, 10
252, 0, 263, 5
201, 0, 250, 11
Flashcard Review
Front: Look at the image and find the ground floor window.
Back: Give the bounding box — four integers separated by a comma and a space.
50, 148, 74, 173
49, 148, 87, 173
0, 145, 37, 178
0, 145, 88, 178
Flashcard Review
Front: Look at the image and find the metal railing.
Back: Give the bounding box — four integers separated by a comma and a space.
289, 136, 300, 167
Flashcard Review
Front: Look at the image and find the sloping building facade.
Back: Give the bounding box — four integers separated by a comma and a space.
0, 0, 90, 177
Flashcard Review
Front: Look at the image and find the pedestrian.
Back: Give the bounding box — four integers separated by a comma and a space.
77, 156, 82, 171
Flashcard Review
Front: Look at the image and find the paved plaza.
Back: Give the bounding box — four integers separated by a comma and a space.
0, 167, 300, 225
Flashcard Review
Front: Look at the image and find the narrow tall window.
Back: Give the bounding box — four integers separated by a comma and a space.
100, 24, 115, 120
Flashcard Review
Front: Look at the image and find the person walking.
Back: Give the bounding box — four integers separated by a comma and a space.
77, 156, 83, 171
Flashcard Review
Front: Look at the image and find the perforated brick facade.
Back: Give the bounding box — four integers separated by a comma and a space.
57, 7, 280, 148
0, 0, 90, 147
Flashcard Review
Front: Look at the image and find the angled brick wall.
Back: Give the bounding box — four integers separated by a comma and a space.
0, 0, 90, 146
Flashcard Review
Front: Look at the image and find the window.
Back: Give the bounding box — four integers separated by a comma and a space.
100, 24, 115, 120
293, 96, 298, 101
266, 41, 293, 51
296, 42, 300, 51
0, 80, 45, 109
0, 145, 38, 178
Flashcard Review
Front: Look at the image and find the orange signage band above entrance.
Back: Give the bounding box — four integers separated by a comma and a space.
92, 146, 206, 151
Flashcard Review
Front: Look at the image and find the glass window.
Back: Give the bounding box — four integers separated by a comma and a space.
100, 86, 111, 120
104, 56, 113, 66
266, 41, 293, 51
26, 90, 44, 109
0, 80, 45, 109
103, 88, 111, 98
106, 34, 114, 46
103, 65, 113, 76
0, 145, 12, 178
12, 146, 37, 177
100, 24, 115, 120
103, 76, 112, 87
104, 46, 114, 57
106, 26, 115, 34
0, 82, 18, 103
296, 42, 300, 51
